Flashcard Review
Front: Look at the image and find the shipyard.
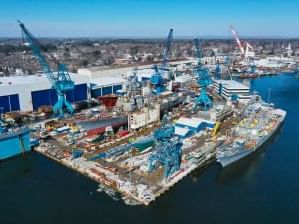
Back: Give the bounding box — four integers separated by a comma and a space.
0, 21, 291, 206
2, 1, 299, 223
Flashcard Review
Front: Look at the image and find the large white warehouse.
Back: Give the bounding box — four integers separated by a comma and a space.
0, 73, 89, 112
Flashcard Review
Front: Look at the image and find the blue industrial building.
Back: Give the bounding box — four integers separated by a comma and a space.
31, 83, 88, 110
0, 94, 20, 113
0, 72, 127, 112
0, 74, 89, 112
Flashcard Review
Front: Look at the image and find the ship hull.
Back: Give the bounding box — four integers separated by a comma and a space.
217, 110, 285, 168
0, 128, 31, 161
217, 149, 252, 167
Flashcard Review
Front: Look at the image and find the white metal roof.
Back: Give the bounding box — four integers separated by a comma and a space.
214, 79, 249, 90
175, 117, 214, 128
0, 73, 87, 86
175, 117, 202, 128
91, 76, 126, 87
175, 126, 190, 137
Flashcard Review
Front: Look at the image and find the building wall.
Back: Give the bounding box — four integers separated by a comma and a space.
0, 94, 20, 113
31, 84, 88, 110
0, 74, 89, 111
91, 84, 122, 98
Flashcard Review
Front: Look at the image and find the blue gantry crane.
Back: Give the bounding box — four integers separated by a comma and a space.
194, 67, 213, 110
215, 62, 221, 80
18, 21, 75, 118
150, 65, 164, 94
148, 115, 182, 178
161, 28, 174, 71
194, 36, 201, 67
151, 28, 174, 94
193, 37, 213, 110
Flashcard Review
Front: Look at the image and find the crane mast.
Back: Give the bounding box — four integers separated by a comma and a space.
161, 28, 174, 70
230, 25, 245, 55
193, 37, 212, 110
194, 36, 201, 67
151, 28, 173, 94
18, 21, 74, 118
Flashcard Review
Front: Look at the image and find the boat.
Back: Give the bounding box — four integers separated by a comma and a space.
216, 102, 286, 167
0, 120, 31, 160
98, 94, 118, 110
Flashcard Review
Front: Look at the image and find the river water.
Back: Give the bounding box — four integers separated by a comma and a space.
1, 73, 298, 224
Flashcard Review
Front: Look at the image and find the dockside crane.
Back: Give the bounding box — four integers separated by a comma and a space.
193, 37, 212, 110
230, 25, 245, 56
230, 25, 255, 59
161, 28, 174, 71
18, 20, 74, 118
150, 28, 174, 94
230, 25, 256, 73
194, 36, 202, 67
148, 115, 182, 178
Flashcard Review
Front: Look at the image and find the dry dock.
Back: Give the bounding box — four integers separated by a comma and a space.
34, 141, 215, 206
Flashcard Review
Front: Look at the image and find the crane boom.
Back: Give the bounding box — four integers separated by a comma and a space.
162, 28, 173, 69
194, 36, 201, 66
18, 20, 57, 87
230, 25, 245, 55
18, 20, 74, 117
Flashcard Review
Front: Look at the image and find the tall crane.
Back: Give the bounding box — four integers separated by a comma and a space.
194, 36, 201, 67
215, 62, 221, 80
194, 67, 213, 110
230, 25, 255, 59
18, 21, 74, 118
193, 37, 212, 110
151, 28, 173, 94
161, 28, 174, 70
230, 25, 245, 55
148, 115, 182, 178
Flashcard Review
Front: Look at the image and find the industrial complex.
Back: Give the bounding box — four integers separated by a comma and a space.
0, 22, 291, 206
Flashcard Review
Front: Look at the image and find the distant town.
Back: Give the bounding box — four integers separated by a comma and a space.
1, 37, 299, 76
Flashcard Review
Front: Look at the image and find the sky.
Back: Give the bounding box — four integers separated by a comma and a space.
0, 0, 299, 38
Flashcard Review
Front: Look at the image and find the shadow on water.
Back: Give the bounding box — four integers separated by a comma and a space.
216, 122, 285, 184
0, 153, 35, 182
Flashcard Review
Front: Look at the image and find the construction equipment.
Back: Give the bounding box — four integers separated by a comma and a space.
194, 36, 202, 67
193, 37, 212, 110
18, 21, 75, 118
212, 121, 220, 137
230, 25, 245, 56
148, 115, 182, 178
151, 65, 164, 94
89, 136, 155, 161
161, 28, 174, 71
230, 25, 256, 75
215, 62, 221, 80
151, 28, 174, 93
194, 67, 213, 110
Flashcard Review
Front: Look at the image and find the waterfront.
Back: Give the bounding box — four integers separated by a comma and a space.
1, 74, 299, 224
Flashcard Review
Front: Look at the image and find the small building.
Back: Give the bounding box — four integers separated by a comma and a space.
175, 116, 215, 138
213, 79, 251, 100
